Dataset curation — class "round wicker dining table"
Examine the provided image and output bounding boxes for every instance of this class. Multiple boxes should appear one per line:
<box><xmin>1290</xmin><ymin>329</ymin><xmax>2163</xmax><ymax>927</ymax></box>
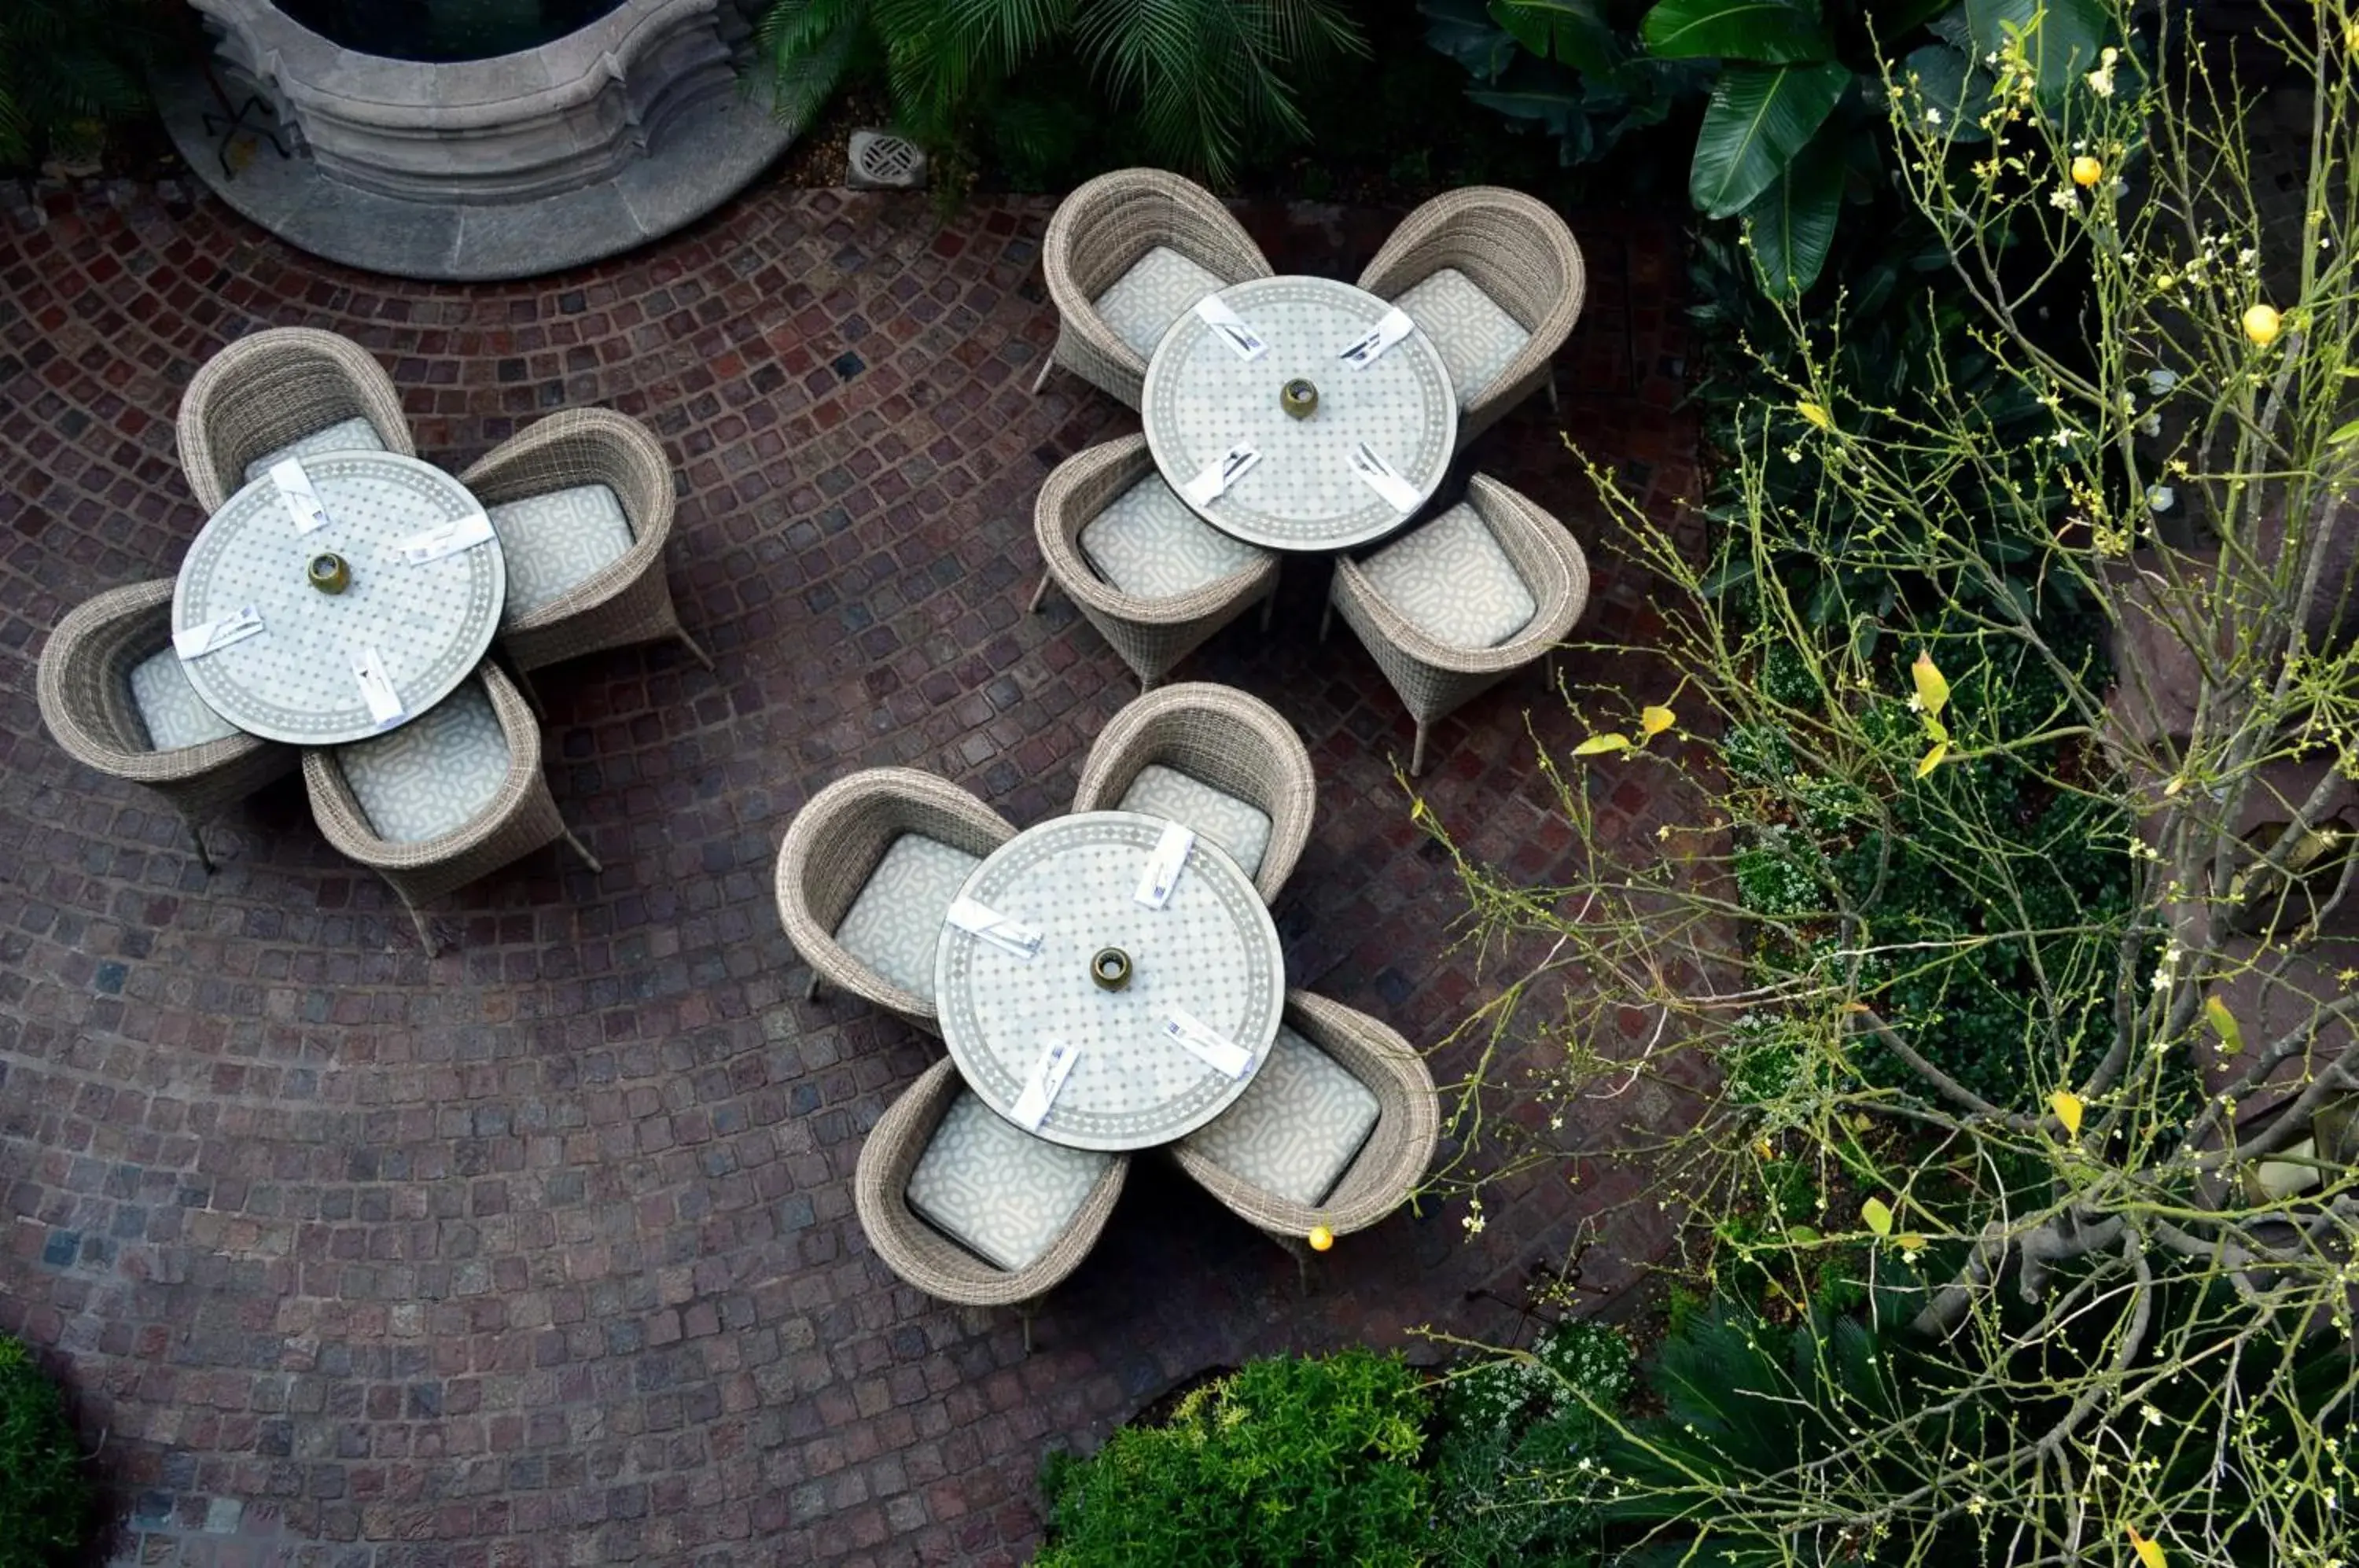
<box><xmin>933</xmin><ymin>810</ymin><xmax>1285</xmax><ymax>1152</ymax></box>
<box><xmin>1139</xmin><ymin>274</ymin><xmax>1457</xmax><ymax>552</ymax></box>
<box><xmin>173</xmin><ymin>450</ymin><xmax>505</xmax><ymax>745</ymax></box>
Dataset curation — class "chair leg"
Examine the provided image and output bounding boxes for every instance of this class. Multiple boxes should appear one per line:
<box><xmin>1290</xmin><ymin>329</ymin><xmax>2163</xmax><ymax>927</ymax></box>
<box><xmin>804</xmin><ymin>971</ymin><xmax>822</xmax><ymax>1003</ymax></box>
<box><xmin>676</xmin><ymin>628</ymin><xmax>716</xmax><ymax>672</ymax></box>
<box><xmin>1028</xmin><ymin>570</ymin><xmax>1053</xmax><ymax>614</ymax></box>
<box><xmin>410</xmin><ymin>904</ymin><xmax>440</xmax><ymax>955</ymax></box>
<box><xmin>187</xmin><ymin>819</ymin><xmax>215</xmax><ymax>873</ymax></box>
<box><xmin>510</xmin><ymin>662</ymin><xmax>549</xmax><ymax>722</ymax></box>
<box><xmin>1030</xmin><ymin>357</ymin><xmax>1054</xmax><ymax>395</ymax></box>
<box><xmin>1318</xmin><ymin>594</ymin><xmax>1334</xmax><ymax>644</ymax></box>
<box><xmin>1260</xmin><ymin>580</ymin><xmax>1278</xmax><ymax>634</ymax></box>
<box><xmin>1411</xmin><ymin>723</ymin><xmax>1429</xmax><ymax>777</ymax></box>
<box><xmin>1545</xmin><ymin>366</ymin><xmax>1559</xmax><ymax>413</ymax></box>
<box><xmin>561</xmin><ymin>828</ymin><xmax>602</xmax><ymax>874</ymax></box>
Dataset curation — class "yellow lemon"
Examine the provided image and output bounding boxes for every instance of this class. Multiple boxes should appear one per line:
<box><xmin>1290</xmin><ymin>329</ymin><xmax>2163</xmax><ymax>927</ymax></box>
<box><xmin>1307</xmin><ymin>1226</ymin><xmax>1334</xmax><ymax>1252</ymax></box>
<box><xmin>2070</xmin><ymin>156</ymin><xmax>2103</xmax><ymax>187</ymax></box>
<box><xmin>2243</xmin><ymin>304</ymin><xmax>2283</xmax><ymax>346</ymax></box>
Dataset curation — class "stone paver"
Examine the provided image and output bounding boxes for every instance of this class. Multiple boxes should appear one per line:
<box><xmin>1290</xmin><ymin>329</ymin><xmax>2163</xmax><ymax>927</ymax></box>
<box><xmin>0</xmin><ymin>175</ymin><xmax>1699</xmax><ymax>1566</ymax></box>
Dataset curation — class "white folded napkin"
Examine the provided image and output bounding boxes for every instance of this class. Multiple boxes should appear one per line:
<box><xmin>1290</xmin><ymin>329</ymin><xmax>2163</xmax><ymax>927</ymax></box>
<box><xmin>1008</xmin><ymin>1037</ymin><xmax>1081</xmax><ymax>1130</ymax></box>
<box><xmin>1194</xmin><ymin>295</ymin><xmax>1269</xmax><ymax>360</ymax></box>
<box><xmin>944</xmin><ymin>895</ymin><xmax>1043</xmax><ymax>960</ymax></box>
<box><xmin>351</xmin><ymin>646</ymin><xmax>404</xmax><ymax>728</ymax></box>
<box><xmin>1349</xmin><ymin>442</ymin><xmax>1424</xmax><ymax>512</ymax></box>
<box><xmin>1162</xmin><ymin>1008</ymin><xmax>1255</xmax><ymax>1080</ymax></box>
<box><xmin>1133</xmin><ymin>821</ymin><xmax>1195</xmax><ymax>909</ymax></box>
<box><xmin>1182</xmin><ymin>443</ymin><xmax>1260</xmax><ymax>507</ymax></box>
<box><xmin>270</xmin><ymin>458</ymin><xmax>333</xmax><ymax>536</ymax></box>
<box><xmin>173</xmin><ymin>605</ymin><xmax>266</xmax><ymax>661</ymax></box>
<box><xmin>390</xmin><ymin>511</ymin><xmax>496</xmax><ymax>565</ymax></box>
<box><xmin>1339</xmin><ymin>307</ymin><xmax>1417</xmax><ymax>369</ymax></box>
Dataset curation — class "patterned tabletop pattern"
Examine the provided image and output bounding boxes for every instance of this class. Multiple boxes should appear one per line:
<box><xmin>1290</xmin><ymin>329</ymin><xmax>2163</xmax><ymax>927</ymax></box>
<box><xmin>1140</xmin><ymin>276</ymin><xmax>1457</xmax><ymax>552</ymax></box>
<box><xmin>174</xmin><ymin>451</ymin><xmax>506</xmax><ymax>745</ymax></box>
<box><xmin>933</xmin><ymin>812</ymin><xmax>1285</xmax><ymax>1152</ymax></box>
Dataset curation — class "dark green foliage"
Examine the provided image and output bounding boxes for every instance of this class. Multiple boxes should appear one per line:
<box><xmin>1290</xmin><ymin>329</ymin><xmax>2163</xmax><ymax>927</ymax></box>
<box><xmin>0</xmin><ymin>1336</ymin><xmax>95</xmax><ymax>1568</ymax></box>
<box><xmin>0</xmin><ymin>0</ymin><xmax>167</xmax><ymax>169</ymax></box>
<box><xmin>1430</xmin><ymin>1320</ymin><xmax>1633</xmax><ymax>1566</ymax></box>
<box><xmin>1034</xmin><ymin>1349</ymin><xmax>1430</xmax><ymax>1568</ymax></box>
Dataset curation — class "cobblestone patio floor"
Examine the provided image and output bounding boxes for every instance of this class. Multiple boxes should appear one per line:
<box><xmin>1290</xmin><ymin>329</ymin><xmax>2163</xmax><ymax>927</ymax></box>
<box><xmin>0</xmin><ymin>175</ymin><xmax>1699</xmax><ymax>1566</ymax></box>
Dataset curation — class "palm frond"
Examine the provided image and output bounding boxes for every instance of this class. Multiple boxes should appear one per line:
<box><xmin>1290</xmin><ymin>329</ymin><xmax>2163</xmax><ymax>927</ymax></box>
<box><xmin>755</xmin><ymin>0</ymin><xmax>870</xmax><ymax>129</ymax></box>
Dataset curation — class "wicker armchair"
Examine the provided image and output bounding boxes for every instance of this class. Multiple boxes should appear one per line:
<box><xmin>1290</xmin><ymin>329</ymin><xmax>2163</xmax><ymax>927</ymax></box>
<box><xmin>35</xmin><ymin>580</ymin><xmax>296</xmax><ymax>870</ymax></box>
<box><xmin>1029</xmin><ymin>436</ymin><xmax>1279</xmax><ymax>691</ymax></box>
<box><xmin>1070</xmin><ymin>682</ymin><xmax>1315</xmax><ymax>904</ymax></box>
<box><xmin>1356</xmin><ymin>187</ymin><xmax>1587</xmax><ymax>451</ymax></box>
<box><xmin>176</xmin><ymin>327</ymin><xmax>414</xmax><ymax>513</ymax></box>
<box><xmin>856</xmin><ymin>1058</ymin><xmax>1128</xmax><ymax>1349</ymax></box>
<box><xmin>1033</xmin><ymin>167</ymin><xmax>1275</xmax><ymax>407</ymax></box>
<box><xmin>458</xmin><ymin>407</ymin><xmax>712</xmax><ymax>690</ymax></box>
<box><xmin>1172</xmin><ymin>990</ymin><xmax>1440</xmax><ymax>1288</ymax></box>
<box><xmin>1325</xmin><ymin>474</ymin><xmax>1588</xmax><ymax>775</ymax></box>
<box><xmin>773</xmin><ymin>767</ymin><xmax>1018</xmax><ymax>1034</ymax></box>
<box><xmin>302</xmin><ymin>661</ymin><xmax>598</xmax><ymax>953</ymax></box>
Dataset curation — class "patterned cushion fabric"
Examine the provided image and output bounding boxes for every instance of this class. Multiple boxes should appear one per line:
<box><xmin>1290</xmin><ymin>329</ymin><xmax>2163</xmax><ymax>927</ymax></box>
<box><xmin>831</xmin><ymin>833</ymin><xmax>982</xmax><ymax>1002</ymax></box>
<box><xmin>906</xmin><ymin>1091</ymin><xmax>1116</xmax><ymax>1272</ymax></box>
<box><xmin>1393</xmin><ymin>268</ymin><xmax>1532</xmax><ymax>408</ymax></box>
<box><xmin>486</xmin><ymin>483</ymin><xmax>637</xmax><ymax>624</ymax></box>
<box><xmin>1181</xmin><ymin>1026</ymin><xmax>1380</xmax><ymax>1207</ymax></box>
<box><xmin>1092</xmin><ymin>245</ymin><xmax>1227</xmax><ymax>361</ymax></box>
<box><xmin>1080</xmin><ymin>473</ymin><xmax>1268</xmax><ymax>600</ymax></box>
<box><xmin>1117</xmin><ymin>764</ymin><xmax>1272</xmax><ymax>879</ymax></box>
<box><xmin>336</xmin><ymin>679</ymin><xmax>512</xmax><ymax>844</ymax></box>
<box><xmin>1359</xmin><ymin>502</ymin><xmax>1537</xmax><ymax>650</ymax></box>
<box><xmin>241</xmin><ymin>418</ymin><xmax>387</xmax><ymax>484</ymax></box>
<box><xmin>127</xmin><ymin>648</ymin><xmax>239</xmax><ymax>752</ymax></box>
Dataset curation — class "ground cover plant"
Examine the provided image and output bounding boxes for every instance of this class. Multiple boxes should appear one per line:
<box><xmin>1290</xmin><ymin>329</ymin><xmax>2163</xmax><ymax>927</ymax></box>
<box><xmin>0</xmin><ymin>1334</ymin><xmax>96</xmax><ymax>1568</ymax></box>
<box><xmin>1419</xmin><ymin>0</ymin><xmax>2359</xmax><ymax>1560</ymax></box>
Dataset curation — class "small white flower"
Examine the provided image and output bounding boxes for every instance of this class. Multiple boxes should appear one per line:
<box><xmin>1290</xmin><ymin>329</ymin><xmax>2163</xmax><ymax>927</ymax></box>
<box><xmin>2054</xmin><ymin>429</ymin><xmax>2077</xmax><ymax>447</ymax></box>
<box><xmin>2049</xmin><ymin>185</ymin><xmax>2080</xmax><ymax>211</ymax></box>
<box><xmin>2148</xmin><ymin>484</ymin><xmax>2176</xmax><ymax>513</ymax></box>
<box><xmin>2140</xmin><ymin>1403</ymin><xmax>2166</xmax><ymax>1426</ymax></box>
<box><xmin>2239</xmin><ymin>247</ymin><xmax>2258</xmax><ymax>265</ymax></box>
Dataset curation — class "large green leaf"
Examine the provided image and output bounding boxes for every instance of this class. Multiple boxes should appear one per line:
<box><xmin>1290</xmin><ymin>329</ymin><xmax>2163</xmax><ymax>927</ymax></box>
<box><xmin>1688</xmin><ymin>59</ymin><xmax>1849</xmax><ymax>217</ymax></box>
<box><xmin>1898</xmin><ymin>40</ymin><xmax>1992</xmax><ymax>142</ymax></box>
<box><xmin>1641</xmin><ymin>0</ymin><xmax>1832</xmax><ymax>62</ymax></box>
<box><xmin>1743</xmin><ymin>129</ymin><xmax>1844</xmax><ymax>296</ymax></box>
<box><xmin>1421</xmin><ymin>0</ymin><xmax>1522</xmax><ymax>79</ymax></box>
<box><xmin>1490</xmin><ymin>0</ymin><xmax>1624</xmax><ymax>76</ymax></box>
<box><xmin>1961</xmin><ymin>0</ymin><xmax>2108</xmax><ymax>98</ymax></box>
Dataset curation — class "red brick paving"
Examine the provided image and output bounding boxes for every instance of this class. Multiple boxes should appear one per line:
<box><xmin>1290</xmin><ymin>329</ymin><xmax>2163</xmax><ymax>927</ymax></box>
<box><xmin>0</xmin><ymin>174</ymin><xmax>1700</xmax><ymax>1566</ymax></box>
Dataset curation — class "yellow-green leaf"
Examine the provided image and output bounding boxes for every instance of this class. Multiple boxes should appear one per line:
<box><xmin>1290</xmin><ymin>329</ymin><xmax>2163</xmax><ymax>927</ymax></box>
<box><xmin>2128</xmin><ymin>1526</ymin><xmax>2166</xmax><ymax>1568</ymax></box>
<box><xmin>1798</xmin><ymin>399</ymin><xmax>1835</xmax><ymax>431</ymax></box>
<box><xmin>1787</xmin><ymin>1224</ymin><xmax>1822</xmax><ymax>1244</ymax></box>
<box><xmin>1912</xmin><ymin>651</ymin><xmax>1950</xmax><ymax>716</ymax></box>
<box><xmin>2051</xmin><ymin>1089</ymin><xmax>2085</xmax><ymax>1137</ymax></box>
<box><xmin>1573</xmin><ymin>734</ymin><xmax>1633</xmax><ymax>756</ymax></box>
<box><xmin>1896</xmin><ymin>1232</ymin><xmax>1927</xmax><ymax>1254</ymax></box>
<box><xmin>1861</xmin><ymin>1197</ymin><xmax>1894</xmax><ymax>1236</ymax></box>
<box><xmin>2330</xmin><ymin>415</ymin><xmax>2359</xmax><ymax>446</ymax></box>
<box><xmin>2203</xmin><ymin>995</ymin><xmax>2244</xmax><ymax>1056</ymax></box>
<box><xmin>1916</xmin><ymin>742</ymin><xmax>1949</xmax><ymax>778</ymax></box>
<box><xmin>1641</xmin><ymin>705</ymin><xmax>1676</xmax><ymax>736</ymax></box>
<box><xmin>1922</xmin><ymin>712</ymin><xmax>1949</xmax><ymax>744</ymax></box>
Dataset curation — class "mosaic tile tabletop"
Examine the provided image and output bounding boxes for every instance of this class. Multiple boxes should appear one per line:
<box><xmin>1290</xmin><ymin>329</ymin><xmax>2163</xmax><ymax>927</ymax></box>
<box><xmin>173</xmin><ymin>451</ymin><xmax>506</xmax><ymax>745</ymax></box>
<box><xmin>934</xmin><ymin>811</ymin><xmax>1285</xmax><ymax>1151</ymax></box>
<box><xmin>1141</xmin><ymin>276</ymin><xmax>1456</xmax><ymax>552</ymax></box>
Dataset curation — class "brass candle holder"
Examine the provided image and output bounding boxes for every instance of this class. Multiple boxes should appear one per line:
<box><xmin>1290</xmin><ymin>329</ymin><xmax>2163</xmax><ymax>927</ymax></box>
<box><xmin>307</xmin><ymin>551</ymin><xmax>351</xmax><ymax>594</ymax></box>
<box><xmin>1089</xmin><ymin>947</ymin><xmax>1132</xmax><ymax>992</ymax></box>
<box><xmin>1280</xmin><ymin>378</ymin><xmax>1319</xmax><ymax>419</ymax></box>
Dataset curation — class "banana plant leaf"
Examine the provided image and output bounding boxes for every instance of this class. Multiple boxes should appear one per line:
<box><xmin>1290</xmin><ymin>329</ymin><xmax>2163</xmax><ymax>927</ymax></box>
<box><xmin>1419</xmin><ymin>0</ymin><xmax>1522</xmax><ymax>80</ymax></box>
<box><xmin>1489</xmin><ymin>0</ymin><xmax>1626</xmax><ymax>77</ymax></box>
<box><xmin>1898</xmin><ymin>40</ymin><xmax>1993</xmax><ymax>142</ymax></box>
<box><xmin>1640</xmin><ymin>0</ymin><xmax>1833</xmax><ymax>63</ymax></box>
<box><xmin>1742</xmin><ymin>127</ymin><xmax>1844</xmax><ymax>297</ymax></box>
<box><xmin>1961</xmin><ymin>0</ymin><xmax>2109</xmax><ymax>101</ymax></box>
<box><xmin>1689</xmin><ymin>58</ymin><xmax>1849</xmax><ymax>218</ymax></box>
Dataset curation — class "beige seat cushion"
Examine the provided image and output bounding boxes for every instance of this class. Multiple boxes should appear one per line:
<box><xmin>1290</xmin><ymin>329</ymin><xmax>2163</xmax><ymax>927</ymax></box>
<box><xmin>1180</xmin><ymin>1026</ymin><xmax>1380</xmax><ymax>1207</ymax></box>
<box><xmin>1092</xmin><ymin>245</ymin><xmax>1227</xmax><ymax>361</ymax></box>
<box><xmin>831</xmin><ymin>833</ymin><xmax>983</xmax><ymax>1002</ymax></box>
<box><xmin>486</xmin><ymin>483</ymin><xmax>637</xmax><ymax>623</ymax></box>
<box><xmin>1117</xmin><ymin>764</ymin><xmax>1272</xmax><ymax>879</ymax></box>
<box><xmin>1080</xmin><ymin>473</ymin><xmax>1268</xmax><ymax>601</ymax></box>
<box><xmin>1358</xmin><ymin>502</ymin><xmax>1538</xmax><ymax>650</ymax></box>
<box><xmin>128</xmin><ymin>648</ymin><xmax>239</xmax><ymax>752</ymax></box>
<box><xmin>1393</xmin><ymin>268</ymin><xmax>1532</xmax><ymax>407</ymax></box>
<box><xmin>906</xmin><ymin>1091</ymin><xmax>1117</xmax><ymax>1272</ymax></box>
<box><xmin>337</xmin><ymin>681</ymin><xmax>511</xmax><ymax>844</ymax></box>
<box><xmin>241</xmin><ymin>417</ymin><xmax>387</xmax><ymax>484</ymax></box>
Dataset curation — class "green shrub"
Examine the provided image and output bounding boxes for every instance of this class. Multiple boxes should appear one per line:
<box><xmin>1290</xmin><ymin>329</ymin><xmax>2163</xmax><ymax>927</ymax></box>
<box><xmin>0</xmin><ymin>0</ymin><xmax>167</xmax><ymax>168</ymax></box>
<box><xmin>1430</xmin><ymin>1320</ymin><xmax>1632</xmax><ymax>1566</ymax></box>
<box><xmin>1036</xmin><ymin>1349</ymin><xmax>1429</xmax><ymax>1567</ymax></box>
<box><xmin>0</xmin><ymin>1336</ymin><xmax>95</xmax><ymax>1568</ymax></box>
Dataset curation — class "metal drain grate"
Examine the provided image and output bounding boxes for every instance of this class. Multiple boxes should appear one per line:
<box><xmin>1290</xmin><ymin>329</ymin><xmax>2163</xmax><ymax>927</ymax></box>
<box><xmin>847</xmin><ymin>130</ymin><xmax>928</xmax><ymax>190</ymax></box>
